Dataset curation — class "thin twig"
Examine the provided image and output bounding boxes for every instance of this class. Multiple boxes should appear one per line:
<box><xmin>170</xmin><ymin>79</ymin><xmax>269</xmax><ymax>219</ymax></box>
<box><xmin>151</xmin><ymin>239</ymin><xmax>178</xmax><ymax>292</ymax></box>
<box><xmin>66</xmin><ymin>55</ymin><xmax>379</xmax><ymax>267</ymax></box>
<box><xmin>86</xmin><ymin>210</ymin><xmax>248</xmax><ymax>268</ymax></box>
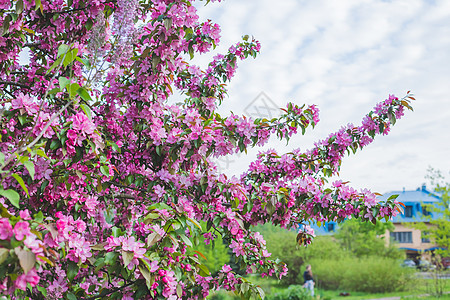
<box><xmin>0</xmin><ymin>98</ymin><xmax>74</xmax><ymax>174</ymax></box>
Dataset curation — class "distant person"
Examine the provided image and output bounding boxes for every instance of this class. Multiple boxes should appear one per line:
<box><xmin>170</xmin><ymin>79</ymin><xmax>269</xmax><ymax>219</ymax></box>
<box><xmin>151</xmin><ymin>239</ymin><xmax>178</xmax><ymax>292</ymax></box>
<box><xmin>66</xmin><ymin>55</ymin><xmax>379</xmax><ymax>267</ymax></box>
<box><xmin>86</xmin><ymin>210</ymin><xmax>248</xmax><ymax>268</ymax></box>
<box><xmin>303</xmin><ymin>264</ymin><xmax>315</xmax><ymax>296</ymax></box>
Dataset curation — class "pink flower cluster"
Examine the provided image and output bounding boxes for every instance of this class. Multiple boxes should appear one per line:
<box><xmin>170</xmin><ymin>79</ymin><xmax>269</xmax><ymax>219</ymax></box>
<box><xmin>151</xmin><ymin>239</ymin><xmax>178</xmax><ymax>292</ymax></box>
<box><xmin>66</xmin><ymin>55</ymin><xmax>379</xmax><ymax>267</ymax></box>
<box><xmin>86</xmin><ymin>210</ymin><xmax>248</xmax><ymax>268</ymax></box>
<box><xmin>0</xmin><ymin>0</ymin><xmax>413</xmax><ymax>298</ymax></box>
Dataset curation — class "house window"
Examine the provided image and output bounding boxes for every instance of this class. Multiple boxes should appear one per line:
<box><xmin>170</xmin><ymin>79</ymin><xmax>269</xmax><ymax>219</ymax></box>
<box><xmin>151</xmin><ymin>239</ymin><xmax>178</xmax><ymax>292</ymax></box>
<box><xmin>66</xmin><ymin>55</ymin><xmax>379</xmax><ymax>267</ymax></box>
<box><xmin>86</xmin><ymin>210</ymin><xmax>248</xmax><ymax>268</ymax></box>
<box><xmin>421</xmin><ymin>231</ymin><xmax>430</xmax><ymax>243</ymax></box>
<box><xmin>390</xmin><ymin>231</ymin><xmax>413</xmax><ymax>243</ymax></box>
<box><xmin>404</xmin><ymin>206</ymin><xmax>413</xmax><ymax>218</ymax></box>
<box><xmin>327</xmin><ymin>223</ymin><xmax>335</xmax><ymax>232</ymax></box>
<box><xmin>422</xmin><ymin>206</ymin><xmax>431</xmax><ymax>216</ymax></box>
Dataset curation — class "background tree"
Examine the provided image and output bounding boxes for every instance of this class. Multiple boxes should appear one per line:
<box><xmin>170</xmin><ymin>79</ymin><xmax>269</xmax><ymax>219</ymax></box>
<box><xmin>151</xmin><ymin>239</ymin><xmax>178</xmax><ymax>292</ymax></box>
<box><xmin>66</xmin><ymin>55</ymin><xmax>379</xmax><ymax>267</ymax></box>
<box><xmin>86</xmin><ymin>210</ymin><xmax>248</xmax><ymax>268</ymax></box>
<box><xmin>0</xmin><ymin>0</ymin><xmax>413</xmax><ymax>298</ymax></box>
<box><xmin>334</xmin><ymin>218</ymin><xmax>401</xmax><ymax>259</ymax></box>
<box><xmin>192</xmin><ymin>224</ymin><xmax>230</xmax><ymax>275</ymax></box>
<box><xmin>410</xmin><ymin>168</ymin><xmax>450</xmax><ymax>296</ymax></box>
<box><xmin>421</xmin><ymin>168</ymin><xmax>450</xmax><ymax>259</ymax></box>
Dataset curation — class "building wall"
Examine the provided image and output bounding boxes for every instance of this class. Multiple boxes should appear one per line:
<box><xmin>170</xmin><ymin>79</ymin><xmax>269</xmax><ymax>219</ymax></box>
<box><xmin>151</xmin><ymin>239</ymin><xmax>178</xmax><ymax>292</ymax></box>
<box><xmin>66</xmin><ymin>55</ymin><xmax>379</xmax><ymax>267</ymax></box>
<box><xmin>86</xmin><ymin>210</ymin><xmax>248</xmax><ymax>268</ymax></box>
<box><xmin>384</xmin><ymin>223</ymin><xmax>436</xmax><ymax>259</ymax></box>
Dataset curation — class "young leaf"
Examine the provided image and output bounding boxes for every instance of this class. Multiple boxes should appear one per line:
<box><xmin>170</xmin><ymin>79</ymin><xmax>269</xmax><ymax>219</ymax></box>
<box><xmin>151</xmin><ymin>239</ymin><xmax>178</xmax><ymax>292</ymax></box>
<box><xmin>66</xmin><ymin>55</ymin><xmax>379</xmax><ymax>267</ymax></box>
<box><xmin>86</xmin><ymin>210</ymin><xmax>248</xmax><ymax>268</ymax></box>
<box><xmin>100</xmin><ymin>165</ymin><xmax>110</xmax><ymax>177</ymax></box>
<box><xmin>23</xmin><ymin>161</ymin><xmax>35</xmax><ymax>180</ymax></box>
<box><xmin>58</xmin><ymin>77</ymin><xmax>71</xmax><ymax>90</ymax></box>
<box><xmin>0</xmin><ymin>248</ymin><xmax>9</xmax><ymax>265</ymax></box>
<box><xmin>77</xmin><ymin>88</ymin><xmax>92</xmax><ymax>102</ymax></box>
<box><xmin>68</xmin><ymin>83</ymin><xmax>81</xmax><ymax>99</ymax></box>
<box><xmin>12</xmin><ymin>173</ymin><xmax>29</xmax><ymax>196</ymax></box>
<box><xmin>57</xmin><ymin>44</ymin><xmax>69</xmax><ymax>58</ymax></box>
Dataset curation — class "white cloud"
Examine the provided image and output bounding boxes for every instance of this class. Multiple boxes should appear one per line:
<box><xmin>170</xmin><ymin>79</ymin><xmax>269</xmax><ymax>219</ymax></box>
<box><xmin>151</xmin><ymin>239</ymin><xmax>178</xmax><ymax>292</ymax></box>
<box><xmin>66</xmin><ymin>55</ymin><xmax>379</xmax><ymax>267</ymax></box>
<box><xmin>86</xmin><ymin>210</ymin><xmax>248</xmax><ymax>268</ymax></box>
<box><xmin>192</xmin><ymin>0</ymin><xmax>450</xmax><ymax>193</ymax></box>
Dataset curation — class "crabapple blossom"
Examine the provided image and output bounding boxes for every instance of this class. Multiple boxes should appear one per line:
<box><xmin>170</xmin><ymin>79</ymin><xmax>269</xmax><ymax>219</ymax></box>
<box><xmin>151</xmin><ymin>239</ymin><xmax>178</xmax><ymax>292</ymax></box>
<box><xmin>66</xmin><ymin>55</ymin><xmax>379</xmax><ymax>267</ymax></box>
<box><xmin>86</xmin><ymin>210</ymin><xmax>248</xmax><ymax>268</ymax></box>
<box><xmin>0</xmin><ymin>0</ymin><xmax>413</xmax><ymax>298</ymax></box>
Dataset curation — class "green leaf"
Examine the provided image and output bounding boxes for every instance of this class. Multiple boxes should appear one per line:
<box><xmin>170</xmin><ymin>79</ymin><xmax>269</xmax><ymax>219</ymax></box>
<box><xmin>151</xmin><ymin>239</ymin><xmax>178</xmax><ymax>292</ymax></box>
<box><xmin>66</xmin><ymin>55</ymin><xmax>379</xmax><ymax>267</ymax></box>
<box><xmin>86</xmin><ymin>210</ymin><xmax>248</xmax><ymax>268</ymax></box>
<box><xmin>67</xmin><ymin>261</ymin><xmax>79</xmax><ymax>282</ymax></box>
<box><xmin>197</xmin><ymin>263</ymin><xmax>210</xmax><ymax>276</ymax></box>
<box><xmin>37</xmin><ymin>285</ymin><xmax>47</xmax><ymax>297</ymax></box>
<box><xmin>68</xmin><ymin>83</ymin><xmax>81</xmax><ymax>99</ymax></box>
<box><xmin>138</xmin><ymin>263</ymin><xmax>153</xmax><ymax>289</ymax></box>
<box><xmin>147</xmin><ymin>202</ymin><xmax>172</xmax><ymax>211</ymax></box>
<box><xmin>23</xmin><ymin>161</ymin><xmax>35</xmax><ymax>180</ymax></box>
<box><xmin>180</xmin><ymin>234</ymin><xmax>192</xmax><ymax>247</ymax></box>
<box><xmin>18</xmin><ymin>115</ymin><xmax>27</xmax><ymax>125</ymax></box>
<box><xmin>63</xmin><ymin>48</ymin><xmax>79</xmax><ymax>67</ymax></box>
<box><xmin>387</xmin><ymin>194</ymin><xmax>399</xmax><ymax>201</ymax></box>
<box><xmin>1</xmin><ymin>15</ymin><xmax>10</xmax><ymax>36</ymax></box>
<box><xmin>34</xmin><ymin>0</ymin><xmax>43</xmax><ymax>13</ymax></box>
<box><xmin>57</xmin><ymin>44</ymin><xmax>69</xmax><ymax>58</ymax></box>
<box><xmin>0</xmin><ymin>152</ymin><xmax>4</xmax><ymax>165</ymax></box>
<box><xmin>80</xmin><ymin>103</ymin><xmax>92</xmax><ymax>121</ymax></box>
<box><xmin>77</xmin><ymin>88</ymin><xmax>92</xmax><ymax>103</ymax></box>
<box><xmin>0</xmin><ymin>248</ymin><xmax>9</xmax><ymax>265</ymax></box>
<box><xmin>256</xmin><ymin>286</ymin><xmax>265</xmax><ymax>299</ymax></box>
<box><xmin>146</xmin><ymin>232</ymin><xmax>161</xmax><ymax>247</ymax></box>
<box><xmin>187</xmin><ymin>217</ymin><xmax>202</xmax><ymax>231</ymax></box>
<box><xmin>111</xmin><ymin>227</ymin><xmax>122</xmax><ymax>237</ymax></box>
<box><xmin>58</xmin><ymin>77</ymin><xmax>71</xmax><ymax>90</ymax></box>
<box><xmin>105</xmin><ymin>252</ymin><xmax>118</xmax><ymax>265</ymax></box>
<box><xmin>12</xmin><ymin>173</ymin><xmax>29</xmax><ymax>196</ymax></box>
<box><xmin>36</xmin><ymin>149</ymin><xmax>49</xmax><ymax>159</ymax></box>
<box><xmin>16</xmin><ymin>0</ymin><xmax>24</xmax><ymax>14</ymax></box>
<box><xmin>100</xmin><ymin>165</ymin><xmax>110</xmax><ymax>177</ymax></box>
<box><xmin>75</xmin><ymin>57</ymin><xmax>91</xmax><ymax>69</ymax></box>
<box><xmin>122</xmin><ymin>251</ymin><xmax>134</xmax><ymax>269</ymax></box>
<box><xmin>47</xmin><ymin>87</ymin><xmax>61</xmax><ymax>94</ymax></box>
<box><xmin>66</xmin><ymin>292</ymin><xmax>77</xmax><ymax>300</ymax></box>
<box><xmin>46</xmin><ymin>56</ymin><xmax>63</xmax><ymax>74</ymax></box>
<box><xmin>189</xmin><ymin>46</ymin><xmax>194</xmax><ymax>60</ymax></box>
<box><xmin>34</xmin><ymin>211</ymin><xmax>44</xmax><ymax>223</ymax></box>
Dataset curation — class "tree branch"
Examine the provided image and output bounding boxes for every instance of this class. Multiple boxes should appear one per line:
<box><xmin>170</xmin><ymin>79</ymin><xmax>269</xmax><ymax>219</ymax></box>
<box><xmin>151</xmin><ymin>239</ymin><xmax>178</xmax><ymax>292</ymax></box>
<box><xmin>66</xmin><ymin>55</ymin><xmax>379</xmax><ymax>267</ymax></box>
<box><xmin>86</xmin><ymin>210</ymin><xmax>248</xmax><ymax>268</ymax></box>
<box><xmin>0</xmin><ymin>81</ymin><xmax>31</xmax><ymax>89</ymax></box>
<box><xmin>83</xmin><ymin>281</ymin><xmax>135</xmax><ymax>300</ymax></box>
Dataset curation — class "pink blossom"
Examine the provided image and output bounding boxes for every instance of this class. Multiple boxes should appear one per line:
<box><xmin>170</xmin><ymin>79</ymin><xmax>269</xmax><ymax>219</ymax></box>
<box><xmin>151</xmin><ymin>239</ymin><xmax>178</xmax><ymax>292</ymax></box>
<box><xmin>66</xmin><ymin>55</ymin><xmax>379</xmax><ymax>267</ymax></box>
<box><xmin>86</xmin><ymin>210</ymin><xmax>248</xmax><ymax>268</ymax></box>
<box><xmin>0</xmin><ymin>218</ymin><xmax>13</xmax><ymax>240</ymax></box>
<box><xmin>67</xmin><ymin>235</ymin><xmax>92</xmax><ymax>263</ymax></box>
<box><xmin>15</xmin><ymin>268</ymin><xmax>40</xmax><ymax>290</ymax></box>
<box><xmin>24</xmin><ymin>235</ymin><xmax>44</xmax><ymax>257</ymax></box>
<box><xmin>19</xmin><ymin>210</ymin><xmax>31</xmax><ymax>220</ymax></box>
<box><xmin>149</xmin><ymin>260</ymin><xmax>159</xmax><ymax>272</ymax></box>
<box><xmin>72</xmin><ymin>112</ymin><xmax>96</xmax><ymax>135</ymax></box>
<box><xmin>222</xmin><ymin>264</ymin><xmax>232</xmax><ymax>273</ymax></box>
<box><xmin>13</xmin><ymin>221</ymin><xmax>30</xmax><ymax>241</ymax></box>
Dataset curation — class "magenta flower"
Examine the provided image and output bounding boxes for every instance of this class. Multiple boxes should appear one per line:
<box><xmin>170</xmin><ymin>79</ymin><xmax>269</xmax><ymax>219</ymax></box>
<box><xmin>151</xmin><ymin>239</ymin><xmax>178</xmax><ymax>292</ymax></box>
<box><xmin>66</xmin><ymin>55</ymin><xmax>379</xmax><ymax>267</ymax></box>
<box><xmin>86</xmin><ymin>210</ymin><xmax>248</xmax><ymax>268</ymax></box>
<box><xmin>0</xmin><ymin>218</ymin><xmax>12</xmax><ymax>240</ymax></box>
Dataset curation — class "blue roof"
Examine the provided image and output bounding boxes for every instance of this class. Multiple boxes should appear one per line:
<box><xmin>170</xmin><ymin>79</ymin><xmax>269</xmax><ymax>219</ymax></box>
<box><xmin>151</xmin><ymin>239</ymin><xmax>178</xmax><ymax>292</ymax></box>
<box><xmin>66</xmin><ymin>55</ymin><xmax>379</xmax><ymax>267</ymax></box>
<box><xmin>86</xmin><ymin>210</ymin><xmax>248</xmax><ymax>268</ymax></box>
<box><xmin>378</xmin><ymin>185</ymin><xmax>440</xmax><ymax>203</ymax></box>
<box><xmin>377</xmin><ymin>185</ymin><xmax>443</xmax><ymax>223</ymax></box>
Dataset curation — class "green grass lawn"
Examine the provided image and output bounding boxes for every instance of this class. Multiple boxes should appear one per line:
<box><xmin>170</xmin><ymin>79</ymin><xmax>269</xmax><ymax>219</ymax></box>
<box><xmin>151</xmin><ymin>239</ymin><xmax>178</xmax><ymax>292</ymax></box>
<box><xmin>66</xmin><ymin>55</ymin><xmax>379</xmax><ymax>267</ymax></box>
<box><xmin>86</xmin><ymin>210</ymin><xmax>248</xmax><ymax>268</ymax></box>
<box><xmin>208</xmin><ymin>275</ymin><xmax>450</xmax><ymax>300</ymax></box>
<box><xmin>316</xmin><ymin>287</ymin><xmax>450</xmax><ymax>300</ymax></box>
<box><xmin>286</xmin><ymin>278</ymin><xmax>450</xmax><ymax>300</ymax></box>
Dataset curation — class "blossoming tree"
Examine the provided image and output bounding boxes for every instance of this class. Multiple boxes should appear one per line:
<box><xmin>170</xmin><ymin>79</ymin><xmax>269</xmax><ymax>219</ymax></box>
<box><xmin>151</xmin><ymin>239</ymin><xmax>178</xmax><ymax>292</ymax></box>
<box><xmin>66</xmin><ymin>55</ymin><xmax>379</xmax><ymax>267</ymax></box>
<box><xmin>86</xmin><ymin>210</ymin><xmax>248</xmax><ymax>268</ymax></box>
<box><xmin>0</xmin><ymin>0</ymin><xmax>414</xmax><ymax>298</ymax></box>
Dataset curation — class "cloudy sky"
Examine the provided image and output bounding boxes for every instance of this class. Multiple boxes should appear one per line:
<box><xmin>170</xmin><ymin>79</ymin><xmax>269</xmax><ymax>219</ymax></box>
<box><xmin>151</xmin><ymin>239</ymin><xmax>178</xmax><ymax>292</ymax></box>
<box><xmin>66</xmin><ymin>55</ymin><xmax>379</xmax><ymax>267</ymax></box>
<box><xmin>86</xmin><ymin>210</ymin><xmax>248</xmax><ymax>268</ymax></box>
<box><xmin>190</xmin><ymin>0</ymin><xmax>450</xmax><ymax>194</ymax></box>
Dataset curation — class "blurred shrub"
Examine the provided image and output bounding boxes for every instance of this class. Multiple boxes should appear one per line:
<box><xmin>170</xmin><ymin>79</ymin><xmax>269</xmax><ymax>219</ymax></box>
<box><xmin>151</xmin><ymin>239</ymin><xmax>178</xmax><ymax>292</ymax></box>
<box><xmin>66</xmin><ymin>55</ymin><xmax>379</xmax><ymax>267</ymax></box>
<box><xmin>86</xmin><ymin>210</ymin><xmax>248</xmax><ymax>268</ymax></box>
<box><xmin>311</xmin><ymin>256</ymin><xmax>416</xmax><ymax>293</ymax></box>
<box><xmin>267</xmin><ymin>285</ymin><xmax>313</xmax><ymax>300</ymax></box>
<box><xmin>208</xmin><ymin>289</ymin><xmax>239</xmax><ymax>300</ymax></box>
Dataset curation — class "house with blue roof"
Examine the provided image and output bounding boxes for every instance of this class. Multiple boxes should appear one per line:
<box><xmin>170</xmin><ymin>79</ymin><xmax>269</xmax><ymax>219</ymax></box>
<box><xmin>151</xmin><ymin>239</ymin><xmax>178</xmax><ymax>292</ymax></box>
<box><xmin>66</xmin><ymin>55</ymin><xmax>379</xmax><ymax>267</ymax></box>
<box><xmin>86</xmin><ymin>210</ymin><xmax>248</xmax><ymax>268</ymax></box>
<box><xmin>378</xmin><ymin>184</ymin><xmax>444</xmax><ymax>259</ymax></box>
<box><xmin>309</xmin><ymin>185</ymin><xmax>445</xmax><ymax>259</ymax></box>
